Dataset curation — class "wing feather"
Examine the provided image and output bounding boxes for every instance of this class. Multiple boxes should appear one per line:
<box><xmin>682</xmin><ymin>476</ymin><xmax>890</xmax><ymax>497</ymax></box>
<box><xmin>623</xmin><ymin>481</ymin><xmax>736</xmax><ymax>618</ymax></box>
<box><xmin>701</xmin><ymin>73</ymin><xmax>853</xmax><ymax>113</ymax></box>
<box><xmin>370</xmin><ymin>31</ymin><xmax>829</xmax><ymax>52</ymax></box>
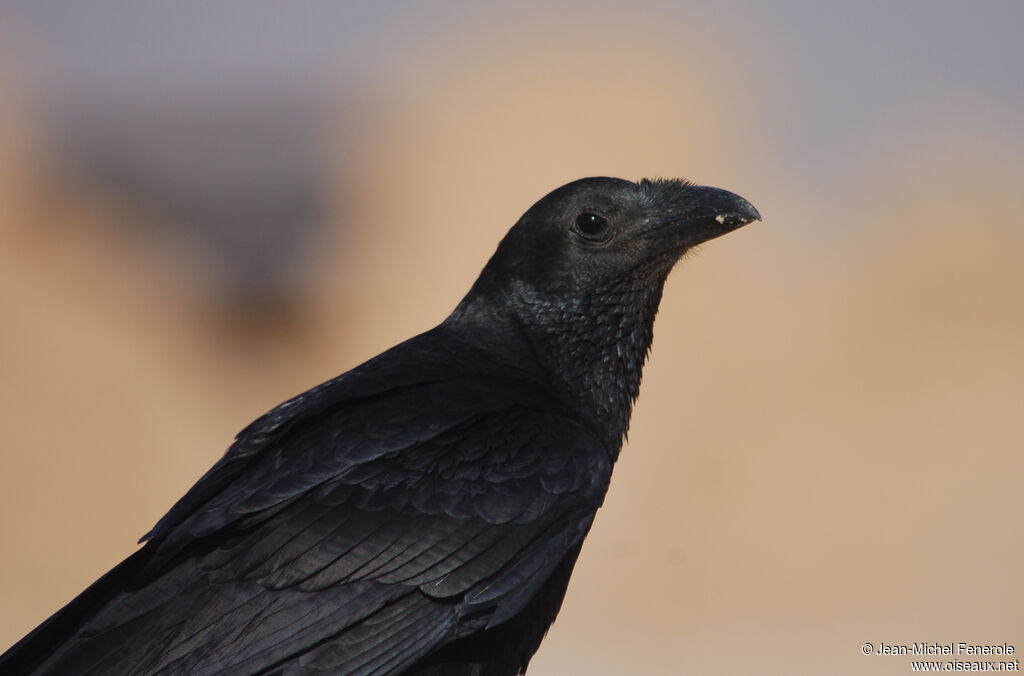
<box><xmin>15</xmin><ymin>334</ymin><xmax>614</xmax><ymax>675</ymax></box>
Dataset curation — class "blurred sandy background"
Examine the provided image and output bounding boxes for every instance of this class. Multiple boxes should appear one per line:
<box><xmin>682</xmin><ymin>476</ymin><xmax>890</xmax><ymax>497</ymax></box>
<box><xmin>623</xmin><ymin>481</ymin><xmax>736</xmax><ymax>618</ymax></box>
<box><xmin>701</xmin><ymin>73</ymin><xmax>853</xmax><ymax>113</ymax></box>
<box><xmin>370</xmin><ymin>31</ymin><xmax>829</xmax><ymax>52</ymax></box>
<box><xmin>1</xmin><ymin>2</ymin><xmax>1022</xmax><ymax>674</ymax></box>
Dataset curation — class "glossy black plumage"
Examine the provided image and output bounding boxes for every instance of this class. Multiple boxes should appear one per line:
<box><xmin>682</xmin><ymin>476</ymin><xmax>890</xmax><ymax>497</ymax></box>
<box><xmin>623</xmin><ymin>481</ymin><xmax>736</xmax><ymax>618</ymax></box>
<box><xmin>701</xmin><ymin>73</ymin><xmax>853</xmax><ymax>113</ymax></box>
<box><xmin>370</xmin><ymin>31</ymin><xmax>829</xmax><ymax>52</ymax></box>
<box><xmin>0</xmin><ymin>177</ymin><xmax>759</xmax><ymax>675</ymax></box>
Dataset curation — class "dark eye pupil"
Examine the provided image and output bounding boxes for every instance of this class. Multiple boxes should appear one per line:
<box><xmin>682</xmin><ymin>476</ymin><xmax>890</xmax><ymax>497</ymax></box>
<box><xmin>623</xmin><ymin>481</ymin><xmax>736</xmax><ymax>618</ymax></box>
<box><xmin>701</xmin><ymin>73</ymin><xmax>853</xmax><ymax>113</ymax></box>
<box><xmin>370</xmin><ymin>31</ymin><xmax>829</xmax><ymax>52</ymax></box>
<box><xmin>575</xmin><ymin>212</ymin><xmax>608</xmax><ymax>237</ymax></box>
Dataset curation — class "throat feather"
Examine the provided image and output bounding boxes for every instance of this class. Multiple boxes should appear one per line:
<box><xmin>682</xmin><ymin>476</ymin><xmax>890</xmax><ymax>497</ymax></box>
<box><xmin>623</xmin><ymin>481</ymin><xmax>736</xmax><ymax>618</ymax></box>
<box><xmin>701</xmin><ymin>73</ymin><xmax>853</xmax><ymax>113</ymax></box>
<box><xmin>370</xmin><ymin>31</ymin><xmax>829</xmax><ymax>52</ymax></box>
<box><xmin>517</xmin><ymin>282</ymin><xmax>664</xmax><ymax>450</ymax></box>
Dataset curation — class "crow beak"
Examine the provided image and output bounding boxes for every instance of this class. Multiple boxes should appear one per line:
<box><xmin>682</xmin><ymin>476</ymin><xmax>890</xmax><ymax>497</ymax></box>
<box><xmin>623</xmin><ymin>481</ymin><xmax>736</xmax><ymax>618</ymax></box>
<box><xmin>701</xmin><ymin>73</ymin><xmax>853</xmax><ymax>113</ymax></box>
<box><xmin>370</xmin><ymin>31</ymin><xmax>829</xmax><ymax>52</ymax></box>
<box><xmin>696</xmin><ymin>186</ymin><xmax>761</xmax><ymax>227</ymax></box>
<box><xmin>678</xmin><ymin>186</ymin><xmax>761</xmax><ymax>247</ymax></box>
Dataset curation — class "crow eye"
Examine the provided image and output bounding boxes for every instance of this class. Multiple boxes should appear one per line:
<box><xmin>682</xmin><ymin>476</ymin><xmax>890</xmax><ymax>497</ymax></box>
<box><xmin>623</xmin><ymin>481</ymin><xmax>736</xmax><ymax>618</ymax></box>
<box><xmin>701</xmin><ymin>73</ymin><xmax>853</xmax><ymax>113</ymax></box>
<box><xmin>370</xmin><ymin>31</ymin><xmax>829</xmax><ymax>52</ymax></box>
<box><xmin>573</xmin><ymin>212</ymin><xmax>611</xmax><ymax>241</ymax></box>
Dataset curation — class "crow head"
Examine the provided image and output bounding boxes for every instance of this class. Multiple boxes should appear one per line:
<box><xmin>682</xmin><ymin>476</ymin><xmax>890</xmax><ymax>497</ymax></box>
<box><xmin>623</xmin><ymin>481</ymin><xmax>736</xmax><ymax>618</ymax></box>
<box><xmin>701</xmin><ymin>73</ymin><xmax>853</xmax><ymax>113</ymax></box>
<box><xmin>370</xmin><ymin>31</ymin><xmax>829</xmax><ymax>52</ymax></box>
<box><xmin>485</xmin><ymin>177</ymin><xmax>760</xmax><ymax>295</ymax></box>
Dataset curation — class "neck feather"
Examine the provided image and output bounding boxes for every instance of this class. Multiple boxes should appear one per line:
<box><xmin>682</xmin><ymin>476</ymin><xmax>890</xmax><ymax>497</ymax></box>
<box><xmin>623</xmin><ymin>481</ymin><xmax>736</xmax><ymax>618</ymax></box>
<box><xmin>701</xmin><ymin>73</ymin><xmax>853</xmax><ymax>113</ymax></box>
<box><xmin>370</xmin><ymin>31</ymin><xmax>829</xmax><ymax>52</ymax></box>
<box><xmin>509</xmin><ymin>278</ymin><xmax>665</xmax><ymax>453</ymax></box>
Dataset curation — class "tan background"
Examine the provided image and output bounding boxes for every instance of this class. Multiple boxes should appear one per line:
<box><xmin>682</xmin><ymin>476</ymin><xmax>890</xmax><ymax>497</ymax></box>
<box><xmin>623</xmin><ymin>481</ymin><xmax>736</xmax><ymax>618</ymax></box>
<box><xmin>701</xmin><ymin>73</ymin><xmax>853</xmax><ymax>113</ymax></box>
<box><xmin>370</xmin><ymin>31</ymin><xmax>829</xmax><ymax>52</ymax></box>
<box><xmin>1</xmin><ymin>3</ymin><xmax>1021</xmax><ymax>674</ymax></box>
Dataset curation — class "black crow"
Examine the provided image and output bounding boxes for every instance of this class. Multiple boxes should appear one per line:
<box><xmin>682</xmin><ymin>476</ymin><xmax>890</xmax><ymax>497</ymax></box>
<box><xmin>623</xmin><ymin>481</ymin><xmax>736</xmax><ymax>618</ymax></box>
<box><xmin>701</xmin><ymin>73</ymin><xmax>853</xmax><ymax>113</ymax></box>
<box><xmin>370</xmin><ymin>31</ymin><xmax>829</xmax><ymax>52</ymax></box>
<box><xmin>0</xmin><ymin>177</ymin><xmax>760</xmax><ymax>675</ymax></box>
